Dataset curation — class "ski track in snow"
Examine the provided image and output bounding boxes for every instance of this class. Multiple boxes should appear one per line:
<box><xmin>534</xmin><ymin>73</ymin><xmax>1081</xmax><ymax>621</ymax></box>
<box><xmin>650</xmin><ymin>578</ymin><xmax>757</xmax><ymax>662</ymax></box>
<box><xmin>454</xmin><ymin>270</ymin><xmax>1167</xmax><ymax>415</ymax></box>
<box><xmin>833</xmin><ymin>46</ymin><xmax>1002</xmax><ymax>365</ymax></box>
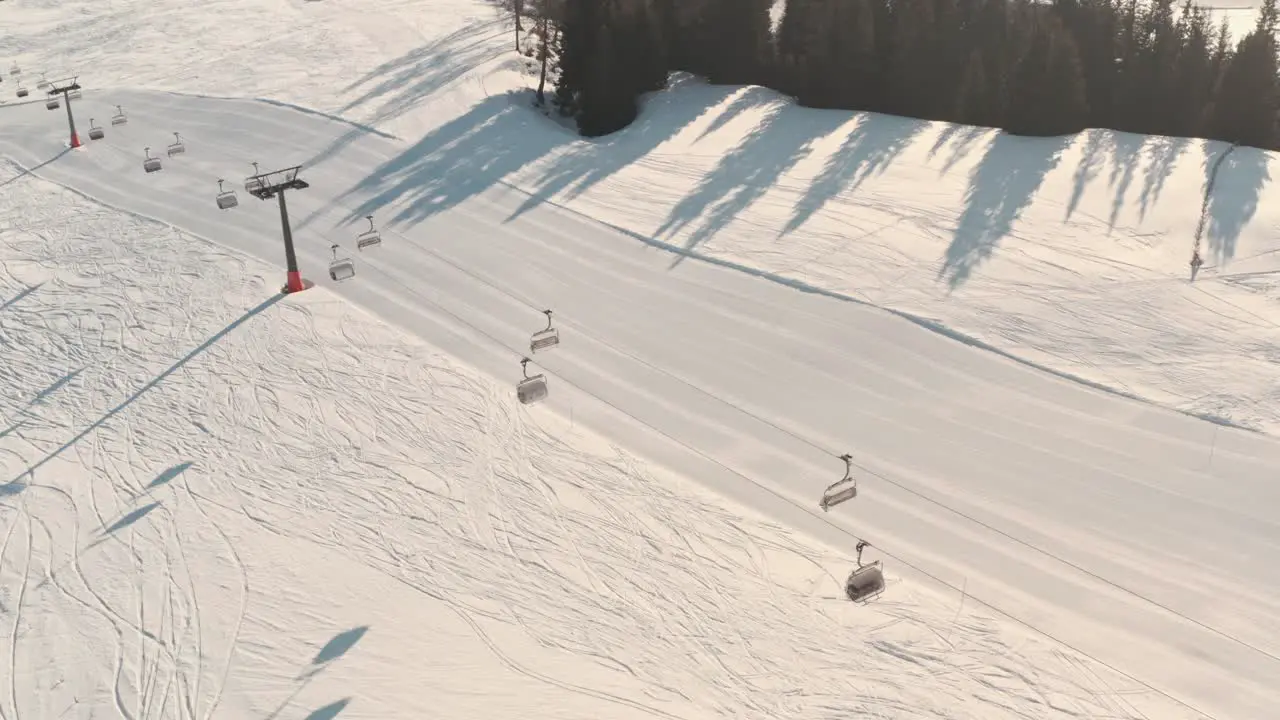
<box><xmin>0</xmin><ymin>162</ymin><xmax>1204</xmax><ymax>720</ymax></box>
<box><xmin>2</xmin><ymin>1</ymin><xmax>1279</xmax><ymax>718</ymax></box>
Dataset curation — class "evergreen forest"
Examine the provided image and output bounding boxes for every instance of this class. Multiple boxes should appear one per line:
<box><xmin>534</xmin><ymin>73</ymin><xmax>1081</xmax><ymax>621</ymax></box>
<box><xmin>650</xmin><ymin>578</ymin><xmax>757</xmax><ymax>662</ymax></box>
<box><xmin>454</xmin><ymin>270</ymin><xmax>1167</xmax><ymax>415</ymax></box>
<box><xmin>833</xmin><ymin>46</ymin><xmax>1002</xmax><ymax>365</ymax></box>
<box><xmin>505</xmin><ymin>0</ymin><xmax>1280</xmax><ymax>149</ymax></box>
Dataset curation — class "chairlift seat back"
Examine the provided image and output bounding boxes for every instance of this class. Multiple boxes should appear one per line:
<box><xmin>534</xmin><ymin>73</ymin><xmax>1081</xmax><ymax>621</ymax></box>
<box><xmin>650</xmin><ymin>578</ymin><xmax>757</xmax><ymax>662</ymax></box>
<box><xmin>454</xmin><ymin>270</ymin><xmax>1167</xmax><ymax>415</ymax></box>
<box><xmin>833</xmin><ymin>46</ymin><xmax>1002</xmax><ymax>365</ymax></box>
<box><xmin>530</xmin><ymin>328</ymin><xmax>560</xmax><ymax>352</ymax></box>
<box><xmin>329</xmin><ymin>258</ymin><xmax>356</xmax><ymax>282</ymax></box>
<box><xmin>67</xmin><ymin>89</ymin><xmax>81</xmax><ymax>100</ymax></box>
<box><xmin>845</xmin><ymin>562</ymin><xmax>885</xmax><ymax>603</ymax></box>
<box><xmin>143</xmin><ymin>157</ymin><xmax>162</xmax><ymax>173</ymax></box>
<box><xmin>820</xmin><ymin>479</ymin><xmax>857</xmax><ymax>511</ymax></box>
<box><xmin>45</xmin><ymin>99</ymin><xmax>58</xmax><ymax>110</ymax></box>
<box><xmin>167</xmin><ymin>142</ymin><xmax>185</xmax><ymax>157</ymax></box>
<box><xmin>517</xmin><ymin>374</ymin><xmax>548</xmax><ymax>405</ymax></box>
<box><xmin>216</xmin><ymin>191</ymin><xmax>238</xmax><ymax>210</ymax></box>
<box><xmin>356</xmin><ymin>230</ymin><xmax>382</xmax><ymax>250</ymax></box>
<box><xmin>111</xmin><ymin>113</ymin><xmax>127</xmax><ymax>126</ymax></box>
<box><xmin>89</xmin><ymin>127</ymin><xmax>105</xmax><ymax>140</ymax></box>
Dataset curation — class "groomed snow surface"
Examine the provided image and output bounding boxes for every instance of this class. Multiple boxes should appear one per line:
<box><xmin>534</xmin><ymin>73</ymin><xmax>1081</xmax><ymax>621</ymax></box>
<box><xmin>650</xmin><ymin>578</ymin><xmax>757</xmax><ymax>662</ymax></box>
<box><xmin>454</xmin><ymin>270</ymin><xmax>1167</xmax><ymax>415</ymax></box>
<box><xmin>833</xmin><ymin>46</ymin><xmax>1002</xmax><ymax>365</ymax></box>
<box><xmin>2</xmin><ymin>1</ymin><xmax>1279</xmax><ymax>719</ymax></box>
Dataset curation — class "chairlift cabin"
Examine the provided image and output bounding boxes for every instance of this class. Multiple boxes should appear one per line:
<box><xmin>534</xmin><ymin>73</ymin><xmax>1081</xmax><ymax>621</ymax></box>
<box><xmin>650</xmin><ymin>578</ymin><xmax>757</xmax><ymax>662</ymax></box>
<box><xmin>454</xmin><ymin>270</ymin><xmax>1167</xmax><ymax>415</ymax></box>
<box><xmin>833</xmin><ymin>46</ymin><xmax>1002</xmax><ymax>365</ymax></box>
<box><xmin>328</xmin><ymin>244</ymin><xmax>356</xmax><ymax>281</ymax></box>
<box><xmin>110</xmin><ymin>105</ymin><xmax>128</xmax><ymax>126</ymax></box>
<box><xmin>819</xmin><ymin>454</ymin><xmax>859</xmax><ymax>511</ymax></box>
<box><xmin>516</xmin><ymin>358</ymin><xmax>548</xmax><ymax>405</ymax></box>
<box><xmin>530</xmin><ymin>309</ymin><xmax>560</xmax><ymax>353</ymax></box>
<box><xmin>215</xmin><ymin>179</ymin><xmax>238</xmax><ymax>209</ymax></box>
<box><xmin>844</xmin><ymin>540</ymin><xmax>885</xmax><ymax>603</ymax></box>
<box><xmin>355</xmin><ymin>215</ymin><xmax>382</xmax><ymax>250</ymax></box>
<box><xmin>45</xmin><ymin>95</ymin><xmax>59</xmax><ymax>110</ymax></box>
<box><xmin>142</xmin><ymin>147</ymin><xmax>162</xmax><ymax>174</ymax></box>
<box><xmin>845</xmin><ymin>561</ymin><xmax>886</xmax><ymax>603</ymax></box>
<box><xmin>244</xmin><ymin>162</ymin><xmax>264</xmax><ymax>195</ymax></box>
<box><xmin>166</xmin><ymin>132</ymin><xmax>185</xmax><ymax>157</ymax></box>
<box><xmin>88</xmin><ymin>118</ymin><xmax>104</xmax><ymax>141</ymax></box>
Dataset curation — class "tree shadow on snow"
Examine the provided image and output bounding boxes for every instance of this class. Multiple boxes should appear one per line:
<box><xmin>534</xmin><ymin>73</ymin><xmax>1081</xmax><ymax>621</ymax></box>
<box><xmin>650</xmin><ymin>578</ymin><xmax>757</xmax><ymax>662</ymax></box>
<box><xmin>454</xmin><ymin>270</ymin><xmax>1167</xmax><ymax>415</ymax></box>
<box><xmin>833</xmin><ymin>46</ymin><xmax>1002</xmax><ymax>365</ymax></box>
<box><xmin>925</xmin><ymin>124</ymin><xmax>990</xmax><ymax>177</ymax></box>
<box><xmin>336</xmin><ymin>19</ymin><xmax>509</xmax><ymax>128</ymax></box>
<box><xmin>654</xmin><ymin>105</ymin><xmax>848</xmax><ymax>267</ymax></box>
<box><xmin>1204</xmin><ymin>147</ymin><xmax>1270</xmax><ymax>265</ymax></box>
<box><xmin>1065</xmin><ymin>131</ymin><xmax>1189</xmax><ymax>227</ymax></box>
<box><xmin>780</xmin><ymin>112</ymin><xmax>928</xmax><ymax>238</ymax></box>
<box><xmin>329</xmin><ymin>93</ymin><xmax>570</xmax><ymax>230</ymax></box>
<box><xmin>1137</xmin><ymin>135</ymin><xmax>1190</xmax><ymax>221</ymax></box>
<box><xmin>939</xmin><ymin>133</ymin><xmax>1071</xmax><ymax>289</ymax></box>
<box><xmin>505</xmin><ymin>75</ymin><xmax>736</xmax><ymax>222</ymax></box>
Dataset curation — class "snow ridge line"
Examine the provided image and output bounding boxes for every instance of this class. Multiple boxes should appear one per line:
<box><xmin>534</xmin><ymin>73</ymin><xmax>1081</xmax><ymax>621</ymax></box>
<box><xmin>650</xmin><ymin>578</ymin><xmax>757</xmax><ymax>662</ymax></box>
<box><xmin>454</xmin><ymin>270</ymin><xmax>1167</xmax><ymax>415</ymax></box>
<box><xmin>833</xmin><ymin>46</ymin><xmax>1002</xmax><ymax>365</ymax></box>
<box><xmin>493</xmin><ymin>177</ymin><xmax>1264</xmax><ymax>436</ymax></box>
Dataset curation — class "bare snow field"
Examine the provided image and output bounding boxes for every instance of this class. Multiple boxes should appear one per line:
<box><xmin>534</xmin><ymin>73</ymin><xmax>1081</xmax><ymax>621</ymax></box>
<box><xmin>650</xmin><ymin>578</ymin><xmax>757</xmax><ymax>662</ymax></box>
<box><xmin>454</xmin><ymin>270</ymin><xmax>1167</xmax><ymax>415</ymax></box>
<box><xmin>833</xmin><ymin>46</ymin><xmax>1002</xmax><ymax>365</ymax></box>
<box><xmin>0</xmin><ymin>173</ymin><xmax>1201</xmax><ymax>720</ymax></box>
<box><xmin>2</xmin><ymin>0</ymin><xmax>1280</xmax><ymax>719</ymax></box>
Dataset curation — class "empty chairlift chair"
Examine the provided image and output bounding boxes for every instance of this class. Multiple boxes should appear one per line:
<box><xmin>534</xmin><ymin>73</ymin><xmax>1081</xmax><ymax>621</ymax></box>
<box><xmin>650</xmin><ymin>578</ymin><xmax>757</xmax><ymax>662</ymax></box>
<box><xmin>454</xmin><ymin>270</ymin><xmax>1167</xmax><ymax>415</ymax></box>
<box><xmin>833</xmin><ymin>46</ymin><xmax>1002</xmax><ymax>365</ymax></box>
<box><xmin>845</xmin><ymin>542</ymin><xmax>885</xmax><ymax>603</ymax></box>
<box><xmin>166</xmin><ymin>132</ymin><xmax>186</xmax><ymax>157</ymax></box>
<box><xmin>110</xmin><ymin>104</ymin><xmax>128</xmax><ymax>126</ymax></box>
<box><xmin>530</xmin><ymin>309</ymin><xmax>560</xmax><ymax>353</ymax></box>
<box><xmin>88</xmin><ymin>118</ymin><xmax>104</xmax><ymax>141</ymax></box>
<box><xmin>67</xmin><ymin>88</ymin><xmax>81</xmax><ymax>100</ymax></box>
<box><xmin>355</xmin><ymin>215</ymin><xmax>382</xmax><ymax>250</ymax></box>
<box><xmin>45</xmin><ymin>95</ymin><xmax>59</xmax><ymax>110</ymax></box>
<box><xmin>819</xmin><ymin>454</ymin><xmax>859</xmax><ymax>511</ymax></box>
<box><xmin>142</xmin><ymin>147</ymin><xmax>162</xmax><ymax>174</ymax></box>
<box><xmin>516</xmin><ymin>358</ymin><xmax>548</xmax><ymax>405</ymax></box>
<box><xmin>9</xmin><ymin>63</ymin><xmax>19</xmax><ymax>76</ymax></box>
<box><xmin>15</xmin><ymin>83</ymin><xmax>27</xmax><ymax>99</ymax></box>
<box><xmin>36</xmin><ymin>75</ymin><xmax>49</xmax><ymax>91</ymax></box>
<box><xmin>244</xmin><ymin>162</ymin><xmax>264</xmax><ymax>195</ymax></box>
<box><xmin>328</xmin><ymin>244</ymin><xmax>356</xmax><ymax>281</ymax></box>
<box><xmin>215</xmin><ymin>179</ymin><xmax>238</xmax><ymax>210</ymax></box>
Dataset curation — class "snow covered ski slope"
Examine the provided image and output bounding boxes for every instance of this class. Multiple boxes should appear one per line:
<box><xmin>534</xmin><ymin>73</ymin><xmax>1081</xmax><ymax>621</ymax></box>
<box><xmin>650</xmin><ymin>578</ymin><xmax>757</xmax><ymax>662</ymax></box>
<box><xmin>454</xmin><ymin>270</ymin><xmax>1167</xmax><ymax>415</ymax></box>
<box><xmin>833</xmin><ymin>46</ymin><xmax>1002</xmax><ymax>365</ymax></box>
<box><xmin>2</xmin><ymin>0</ymin><xmax>1280</xmax><ymax>718</ymax></box>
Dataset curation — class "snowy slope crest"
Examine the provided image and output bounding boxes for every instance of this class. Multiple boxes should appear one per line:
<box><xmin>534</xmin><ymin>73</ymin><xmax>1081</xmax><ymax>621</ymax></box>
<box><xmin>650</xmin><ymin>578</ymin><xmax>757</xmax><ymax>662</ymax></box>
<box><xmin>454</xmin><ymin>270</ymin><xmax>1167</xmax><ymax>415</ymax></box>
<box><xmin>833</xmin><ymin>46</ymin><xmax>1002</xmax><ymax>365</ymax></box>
<box><xmin>0</xmin><ymin>169</ymin><xmax>1201</xmax><ymax>720</ymax></box>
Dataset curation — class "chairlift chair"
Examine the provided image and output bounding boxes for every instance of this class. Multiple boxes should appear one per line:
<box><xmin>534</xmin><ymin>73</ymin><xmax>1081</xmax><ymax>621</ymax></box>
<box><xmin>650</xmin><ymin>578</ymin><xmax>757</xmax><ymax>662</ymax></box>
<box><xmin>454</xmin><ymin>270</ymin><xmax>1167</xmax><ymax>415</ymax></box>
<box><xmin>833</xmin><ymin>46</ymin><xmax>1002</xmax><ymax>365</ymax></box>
<box><xmin>87</xmin><ymin>118</ymin><xmax>104</xmax><ymax>141</ymax></box>
<box><xmin>36</xmin><ymin>75</ymin><xmax>48</xmax><ymax>91</ymax></box>
<box><xmin>244</xmin><ymin>162</ymin><xmax>264</xmax><ymax>195</ymax></box>
<box><xmin>846</xmin><ymin>561</ymin><xmax>886</xmax><ymax>603</ymax></box>
<box><xmin>8</xmin><ymin>63</ymin><xmax>18</xmax><ymax>76</ymax></box>
<box><xmin>110</xmin><ymin>105</ymin><xmax>128</xmax><ymax>126</ymax></box>
<box><xmin>15</xmin><ymin>83</ymin><xmax>27</xmax><ymax>98</ymax></box>
<box><xmin>820</xmin><ymin>454</ymin><xmax>859</xmax><ymax>511</ymax></box>
<box><xmin>530</xmin><ymin>309</ymin><xmax>560</xmax><ymax>353</ymax></box>
<box><xmin>328</xmin><ymin>244</ymin><xmax>356</xmax><ymax>281</ymax></box>
<box><xmin>166</xmin><ymin>132</ymin><xmax>186</xmax><ymax>157</ymax></box>
<box><xmin>516</xmin><ymin>357</ymin><xmax>549</xmax><ymax>405</ymax></box>
<box><xmin>355</xmin><ymin>215</ymin><xmax>382</xmax><ymax>250</ymax></box>
<box><xmin>142</xmin><ymin>147</ymin><xmax>162</xmax><ymax>174</ymax></box>
<box><xmin>67</xmin><ymin>88</ymin><xmax>81</xmax><ymax>100</ymax></box>
<box><xmin>215</xmin><ymin>179</ymin><xmax>238</xmax><ymax>210</ymax></box>
<box><xmin>45</xmin><ymin>96</ymin><xmax>59</xmax><ymax>110</ymax></box>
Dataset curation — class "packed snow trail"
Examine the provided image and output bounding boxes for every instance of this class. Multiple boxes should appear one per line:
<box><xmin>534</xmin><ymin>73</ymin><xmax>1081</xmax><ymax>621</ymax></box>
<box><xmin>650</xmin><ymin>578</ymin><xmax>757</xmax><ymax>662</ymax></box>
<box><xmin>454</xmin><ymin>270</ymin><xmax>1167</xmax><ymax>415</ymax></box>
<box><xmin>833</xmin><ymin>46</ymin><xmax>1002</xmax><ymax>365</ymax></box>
<box><xmin>0</xmin><ymin>168</ymin><xmax>1195</xmax><ymax>720</ymax></box>
<box><xmin>0</xmin><ymin>89</ymin><xmax>1276</xmax><ymax>719</ymax></box>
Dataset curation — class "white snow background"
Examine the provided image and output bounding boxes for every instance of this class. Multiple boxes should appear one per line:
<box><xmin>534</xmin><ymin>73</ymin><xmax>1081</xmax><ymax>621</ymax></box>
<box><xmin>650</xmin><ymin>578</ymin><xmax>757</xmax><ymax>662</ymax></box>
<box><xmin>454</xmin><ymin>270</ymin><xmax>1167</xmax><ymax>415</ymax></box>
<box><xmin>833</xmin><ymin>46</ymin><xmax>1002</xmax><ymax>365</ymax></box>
<box><xmin>1</xmin><ymin>0</ymin><xmax>1279</xmax><ymax>719</ymax></box>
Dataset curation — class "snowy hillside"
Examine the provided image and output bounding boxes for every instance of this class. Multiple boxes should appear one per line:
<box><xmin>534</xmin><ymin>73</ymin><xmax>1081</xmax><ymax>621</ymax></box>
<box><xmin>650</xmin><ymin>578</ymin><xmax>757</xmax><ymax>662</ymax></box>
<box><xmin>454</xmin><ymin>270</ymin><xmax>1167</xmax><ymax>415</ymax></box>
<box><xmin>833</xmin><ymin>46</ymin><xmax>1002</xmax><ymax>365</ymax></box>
<box><xmin>2</xmin><ymin>0</ymin><xmax>1279</xmax><ymax>719</ymax></box>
